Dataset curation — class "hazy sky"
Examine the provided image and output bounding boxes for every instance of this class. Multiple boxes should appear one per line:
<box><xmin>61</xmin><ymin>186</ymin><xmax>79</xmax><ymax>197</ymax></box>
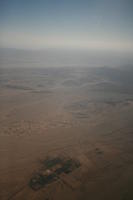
<box><xmin>0</xmin><ymin>0</ymin><xmax>133</xmax><ymax>51</ymax></box>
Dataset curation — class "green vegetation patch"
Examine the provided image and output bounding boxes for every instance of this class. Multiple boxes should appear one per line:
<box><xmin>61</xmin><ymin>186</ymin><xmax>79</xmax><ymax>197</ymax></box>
<box><xmin>29</xmin><ymin>157</ymin><xmax>80</xmax><ymax>190</ymax></box>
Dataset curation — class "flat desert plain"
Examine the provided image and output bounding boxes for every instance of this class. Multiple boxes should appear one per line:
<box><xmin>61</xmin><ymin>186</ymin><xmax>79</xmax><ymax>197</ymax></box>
<box><xmin>0</xmin><ymin>66</ymin><xmax>133</xmax><ymax>200</ymax></box>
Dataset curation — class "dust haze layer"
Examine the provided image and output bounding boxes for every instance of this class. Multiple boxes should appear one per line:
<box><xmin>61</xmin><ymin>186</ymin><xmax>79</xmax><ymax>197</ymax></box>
<box><xmin>1</xmin><ymin>48</ymin><xmax>133</xmax><ymax>68</ymax></box>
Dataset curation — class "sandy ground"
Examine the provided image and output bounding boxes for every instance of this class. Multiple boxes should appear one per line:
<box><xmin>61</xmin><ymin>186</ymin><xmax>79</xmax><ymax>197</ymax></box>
<box><xmin>0</xmin><ymin>67</ymin><xmax>133</xmax><ymax>200</ymax></box>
